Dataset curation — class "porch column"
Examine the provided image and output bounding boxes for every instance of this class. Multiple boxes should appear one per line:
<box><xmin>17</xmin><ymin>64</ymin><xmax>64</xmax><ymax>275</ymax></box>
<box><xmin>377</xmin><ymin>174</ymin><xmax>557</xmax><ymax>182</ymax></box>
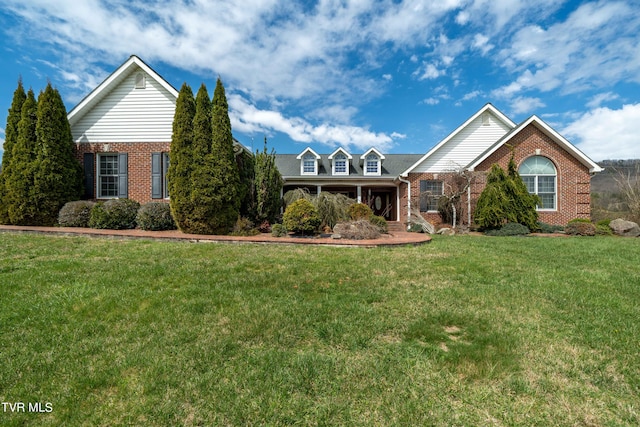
<box><xmin>317</xmin><ymin>185</ymin><xmax>322</xmax><ymax>195</ymax></box>
<box><xmin>357</xmin><ymin>185</ymin><xmax>362</xmax><ymax>203</ymax></box>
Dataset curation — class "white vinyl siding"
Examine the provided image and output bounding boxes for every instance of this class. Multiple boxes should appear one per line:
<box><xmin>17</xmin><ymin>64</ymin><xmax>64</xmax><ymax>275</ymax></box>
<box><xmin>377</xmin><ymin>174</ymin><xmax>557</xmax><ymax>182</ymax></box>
<box><xmin>412</xmin><ymin>112</ymin><xmax>512</xmax><ymax>173</ymax></box>
<box><xmin>71</xmin><ymin>68</ymin><xmax>175</xmax><ymax>143</ymax></box>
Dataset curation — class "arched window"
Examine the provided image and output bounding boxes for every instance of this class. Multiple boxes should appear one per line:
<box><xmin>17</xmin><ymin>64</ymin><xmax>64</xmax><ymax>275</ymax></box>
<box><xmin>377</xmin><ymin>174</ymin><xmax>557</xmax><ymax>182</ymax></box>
<box><xmin>334</xmin><ymin>153</ymin><xmax>347</xmax><ymax>174</ymax></box>
<box><xmin>302</xmin><ymin>153</ymin><xmax>317</xmax><ymax>174</ymax></box>
<box><xmin>135</xmin><ymin>72</ymin><xmax>146</xmax><ymax>89</ymax></box>
<box><xmin>365</xmin><ymin>153</ymin><xmax>380</xmax><ymax>175</ymax></box>
<box><xmin>519</xmin><ymin>156</ymin><xmax>556</xmax><ymax>210</ymax></box>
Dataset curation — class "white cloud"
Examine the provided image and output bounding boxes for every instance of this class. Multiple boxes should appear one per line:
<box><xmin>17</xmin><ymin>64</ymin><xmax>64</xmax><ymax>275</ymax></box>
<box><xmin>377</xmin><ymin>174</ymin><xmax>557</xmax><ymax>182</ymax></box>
<box><xmin>509</xmin><ymin>96</ymin><xmax>545</xmax><ymax>115</ymax></box>
<box><xmin>422</xmin><ymin>98</ymin><xmax>440</xmax><ymax>105</ymax></box>
<box><xmin>382</xmin><ymin>74</ymin><xmax>393</xmax><ymax>81</ymax></box>
<box><xmin>228</xmin><ymin>95</ymin><xmax>402</xmax><ymax>152</ymax></box>
<box><xmin>496</xmin><ymin>1</ymin><xmax>640</xmax><ymax>97</ymax></box>
<box><xmin>472</xmin><ymin>33</ymin><xmax>493</xmax><ymax>55</ymax></box>
<box><xmin>417</xmin><ymin>63</ymin><xmax>445</xmax><ymax>80</ymax></box>
<box><xmin>562</xmin><ymin>104</ymin><xmax>640</xmax><ymax>161</ymax></box>
<box><xmin>586</xmin><ymin>92</ymin><xmax>620</xmax><ymax>109</ymax></box>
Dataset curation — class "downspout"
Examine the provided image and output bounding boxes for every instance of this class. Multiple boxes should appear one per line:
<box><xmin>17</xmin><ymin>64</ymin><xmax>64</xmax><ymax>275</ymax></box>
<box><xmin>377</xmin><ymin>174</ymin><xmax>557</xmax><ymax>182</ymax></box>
<box><xmin>398</xmin><ymin>176</ymin><xmax>411</xmax><ymax>230</ymax></box>
<box><xmin>467</xmin><ymin>185</ymin><xmax>471</xmax><ymax>227</ymax></box>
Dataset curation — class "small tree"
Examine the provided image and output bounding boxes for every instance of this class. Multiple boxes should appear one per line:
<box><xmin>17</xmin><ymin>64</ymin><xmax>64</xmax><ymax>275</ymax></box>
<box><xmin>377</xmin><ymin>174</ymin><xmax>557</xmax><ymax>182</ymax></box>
<box><xmin>254</xmin><ymin>138</ymin><xmax>282</xmax><ymax>223</ymax></box>
<box><xmin>283</xmin><ymin>198</ymin><xmax>320</xmax><ymax>235</ymax></box>
<box><xmin>0</xmin><ymin>79</ymin><xmax>27</xmax><ymax>223</ymax></box>
<box><xmin>4</xmin><ymin>89</ymin><xmax>38</xmax><ymax>225</ymax></box>
<box><xmin>475</xmin><ymin>154</ymin><xmax>539</xmax><ymax>230</ymax></box>
<box><xmin>614</xmin><ymin>162</ymin><xmax>640</xmax><ymax>223</ymax></box>
<box><xmin>168</xmin><ymin>83</ymin><xmax>195</xmax><ymax>231</ymax></box>
<box><xmin>30</xmin><ymin>83</ymin><xmax>83</xmax><ymax>225</ymax></box>
<box><xmin>207</xmin><ymin>77</ymin><xmax>241</xmax><ymax>234</ymax></box>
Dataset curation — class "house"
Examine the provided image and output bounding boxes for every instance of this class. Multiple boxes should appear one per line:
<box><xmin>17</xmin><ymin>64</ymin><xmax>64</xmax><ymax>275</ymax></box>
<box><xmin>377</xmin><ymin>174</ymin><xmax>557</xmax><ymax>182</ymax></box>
<box><xmin>68</xmin><ymin>55</ymin><xmax>603</xmax><ymax>227</ymax></box>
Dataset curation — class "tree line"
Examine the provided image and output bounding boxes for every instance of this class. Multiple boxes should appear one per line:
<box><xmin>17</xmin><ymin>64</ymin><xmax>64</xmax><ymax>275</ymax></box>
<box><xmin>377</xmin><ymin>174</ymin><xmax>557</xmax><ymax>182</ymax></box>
<box><xmin>0</xmin><ymin>77</ymin><xmax>282</xmax><ymax>233</ymax></box>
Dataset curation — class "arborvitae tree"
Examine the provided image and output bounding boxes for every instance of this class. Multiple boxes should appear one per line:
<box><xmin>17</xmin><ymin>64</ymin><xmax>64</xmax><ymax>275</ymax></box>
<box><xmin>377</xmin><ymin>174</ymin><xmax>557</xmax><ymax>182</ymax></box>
<box><xmin>185</xmin><ymin>83</ymin><xmax>216</xmax><ymax>234</ymax></box>
<box><xmin>506</xmin><ymin>156</ymin><xmax>539</xmax><ymax>230</ymax></box>
<box><xmin>475</xmin><ymin>152</ymin><xmax>539</xmax><ymax>230</ymax></box>
<box><xmin>0</xmin><ymin>79</ymin><xmax>27</xmax><ymax>223</ymax></box>
<box><xmin>4</xmin><ymin>89</ymin><xmax>38</xmax><ymax>224</ymax></box>
<box><xmin>236</xmin><ymin>145</ymin><xmax>255</xmax><ymax>219</ymax></box>
<box><xmin>254</xmin><ymin>137</ymin><xmax>282</xmax><ymax>223</ymax></box>
<box><xmin>207</xmin><ymin>77</ymin><xmax>240</xmax><ymax>234</ymax></box>
<box><xmin>28</xmin><ymin>83</ymin><xmax>83</xmax><ymax>225</ymax></box>
<box><xmin>168</xmin><ymin>83</ymin><xmax>195</xmax><ymax>231</ymax></box>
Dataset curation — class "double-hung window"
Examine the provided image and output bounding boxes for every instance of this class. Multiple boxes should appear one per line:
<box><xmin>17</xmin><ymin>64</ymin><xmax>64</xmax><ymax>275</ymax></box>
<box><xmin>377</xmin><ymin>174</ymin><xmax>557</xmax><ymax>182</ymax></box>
<box><xmin>365</xmin><ymin>154</ymin><xmax>379</xmax><ymax>175</ymax></box>
<box><xmin>303</xmin><ymin>154</ymin><xmax>316</xmax><ymax>174</ymax></box>
<box><xmin>97</xmin><ymin>153</ymin><xmax>128</xmax><ymax>198</ymax></box>
<box><xmin>334</xmin><ymin>153</ymin><xmax>347</xmax><ymax>174</ymax></box>
<box><xmin>419</xmin><ymin>180</ymin><xmax>443</xmax><ymax>211</ymax></box>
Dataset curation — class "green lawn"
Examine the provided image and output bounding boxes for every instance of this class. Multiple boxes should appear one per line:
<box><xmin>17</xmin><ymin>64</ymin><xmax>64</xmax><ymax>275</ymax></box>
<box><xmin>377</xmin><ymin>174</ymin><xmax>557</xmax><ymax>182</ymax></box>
<box><xmin>1</xmin><ymin>232</ymin><xmax>638</xmax><ymax>426</ymax></box>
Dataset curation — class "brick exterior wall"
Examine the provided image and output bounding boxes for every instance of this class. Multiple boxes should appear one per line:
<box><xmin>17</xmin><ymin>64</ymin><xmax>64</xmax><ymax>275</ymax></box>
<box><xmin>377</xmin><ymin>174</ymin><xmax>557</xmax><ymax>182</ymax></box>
<box><xmin>404</xmin><ymin>124</ymin><xmax>593</xmax><ymax>227</ymax></box>
<box><xmin>75</xmin><ymin>142</ymin><xmax>171</xmax><ymax>204</ymax></box>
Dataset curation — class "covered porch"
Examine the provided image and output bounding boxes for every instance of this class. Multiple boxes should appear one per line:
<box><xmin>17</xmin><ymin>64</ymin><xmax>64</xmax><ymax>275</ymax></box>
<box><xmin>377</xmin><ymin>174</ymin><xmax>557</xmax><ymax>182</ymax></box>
<box><xmin>282</xmin><ymin>181</ymin><xmax>401</xmax><ymax>222</ymax></box>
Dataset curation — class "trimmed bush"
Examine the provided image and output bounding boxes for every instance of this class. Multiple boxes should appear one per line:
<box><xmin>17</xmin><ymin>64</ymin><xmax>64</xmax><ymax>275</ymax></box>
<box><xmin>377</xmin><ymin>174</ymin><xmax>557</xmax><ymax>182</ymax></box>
<box><xmin>271</xmin><ymin>223</ymin><xmax>287</xmax><ymax>237</ymax></box>
<box><xmin>89</xmin><ymin>199</ymin><xmax>140</xmax><ymax>230</ymax></box>
<box><xmin>136</xmin><ymin>202</ymin><xmax>176</xmax><ymax>231</ymax></box>
<box><xmin>565</xmin><ymin>221</ymin><xmax>596</xmax><ymax>236</ymax></box>
<box><xmin>333</xmin><ymin>220</ymin><xmax>381</xmax><ymax>240</ymax></box>
<box><xmin>485</xmin><ymin>222</ymin><xmax>530</xmax><ymax>236</ymax></box>
<box><xmin>58</xmin><ymin>201</ymin><xmax>96</xmax><ymax>227</ymax></box>
<box><xmin>537</xmin><ymin>222</ymin><xmax>564</xmax><ymax>234</ymax></box>
<box><xmin>348</xmin><ymin>203</ymin><xmax>373</xmax><ymax>220</ymax></box>
<box><xmin>283</xmin><ymin>199</ymin><xmax>321</xmax><ymax>235</ymax></box>
<box><xmin>370</xmin><ymin>215</ymin><xmax>388</xmax><ymax>233</ymax></box>
<box><xmin>230</xmin><ymin>217</ymin><xmax>260</xmax><ymax>236</ymax></box>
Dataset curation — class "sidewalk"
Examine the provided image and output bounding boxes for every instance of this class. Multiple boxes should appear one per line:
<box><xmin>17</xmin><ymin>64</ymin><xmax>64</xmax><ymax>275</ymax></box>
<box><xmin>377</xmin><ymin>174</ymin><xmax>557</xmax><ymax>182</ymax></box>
<box><xmin>0</xmin><ymin>225</ymin><xmax>431</xmax><ymax>248</ymax></box>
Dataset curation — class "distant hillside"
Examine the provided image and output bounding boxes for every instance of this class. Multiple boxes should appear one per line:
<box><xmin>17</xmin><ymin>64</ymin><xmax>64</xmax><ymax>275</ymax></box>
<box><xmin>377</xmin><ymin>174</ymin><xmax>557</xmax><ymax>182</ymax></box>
<box><xmin>591</xmin><ymin>159</ymin><xmax>640</xmax><ymax>194</ymax></box>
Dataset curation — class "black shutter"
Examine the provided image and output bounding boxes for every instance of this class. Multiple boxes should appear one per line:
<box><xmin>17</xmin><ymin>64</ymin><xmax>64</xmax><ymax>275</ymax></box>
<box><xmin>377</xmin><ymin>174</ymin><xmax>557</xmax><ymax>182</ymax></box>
<box><xmin>83</xmin><ymin>153</ymin><xmax>95</xmax><ymax>199</ymax></box>
<box><xmin>151</xmin><ymin>152</ymin><xmax>162</xmax><ymax>199</ymax></box>
<box><xmin>118</xmin><ymin>153</ymin><xmax>128</xmax><ymax>198</ymax></box>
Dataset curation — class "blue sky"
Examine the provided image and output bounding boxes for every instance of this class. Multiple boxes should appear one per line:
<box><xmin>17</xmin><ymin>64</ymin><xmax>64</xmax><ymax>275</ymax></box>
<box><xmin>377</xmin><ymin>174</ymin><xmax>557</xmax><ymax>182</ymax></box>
<box><xmin>1</xmin><ymin>0</ymin><xmax>639</xmax><ymax>162</ymax></box>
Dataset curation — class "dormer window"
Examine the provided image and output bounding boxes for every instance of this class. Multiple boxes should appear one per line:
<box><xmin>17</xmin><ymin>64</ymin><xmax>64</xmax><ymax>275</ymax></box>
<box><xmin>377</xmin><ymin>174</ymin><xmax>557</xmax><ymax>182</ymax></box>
<box><xmin>135</xmin><ymin>72</ymin><xmax>146</xmax><ymax>89</ymax></box>
<box><xmin>303</xmin><ymin>154</ymin><xmax>316</xmax><ymax>174</ymax></box>
<box><xmin>334</xmin><ymin>154</ymin><xmax>347</xmax><ymax>173</ymax></box>
<box><xmin>361</xmin><ymin>148</ymin><xmax>385</xmax><ymax>176</ymax></box>
<box><xmin>297</xmin><ymin>147</ymin><xmax>321</xmax><ymax>175</ymax></box>
<box><xmin>365</xmin><ymin>154</ymin><xmax>379</xmax><ymax>174</ymax></box>
<box><xmin>328</xmin><ymin>147</ymin><xmax>352</xmax><ymax>175</ymax></box>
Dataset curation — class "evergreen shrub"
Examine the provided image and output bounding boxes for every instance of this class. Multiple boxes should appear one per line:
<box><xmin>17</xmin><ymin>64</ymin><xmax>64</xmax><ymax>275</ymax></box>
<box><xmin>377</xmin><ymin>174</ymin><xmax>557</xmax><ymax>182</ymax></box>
<box><xmin>230</xmin><ymin>217</ymin><xmax>260</xmax><ymax>236</ymax></box>
<box><xmin>370</xmin><ymin>215</ymin><xmax>388</xmax><ymax>233</ymax></box>
<box><xmin>136</xmin><ymin>202</ymin><xmax>176</xmax><ymax>231</ymax></box>
<box><xmin>271</xmin><ymin>223</ymin><xmax>288</xmax><ymax>237</ymax></box>
<box><xmin>537</xmin><ymin>222</ymin><xmax>564</xmax><ymax>234</ymax></box>
<box><xmin>485</xmin><ymin>222</ymin><xmax>530</xmax><ymax>236</ymax></box>
<box><xmin>595</xmin><ymin>219</ymin><xmax>613</xmax><ymax>235</ymax></box>
<box><xmin>89</xmin><ymin>199</ymin><xmax>140</xmax><ymax>230</ymax></box>
<box><xmin>564</xmin><ymin>221</ymin><xmax>596</xmax><ymax>236</ymax></box>
<box><xmin>283</xmin><ymin>199</ymin><xmax>321</xmax><ymax>235</ymax></box>
<box><xmin>58</xmin><ymin>201</ymin><xmax>96</xmax><ymax>227</ymax></box>
<box><xmin>348</xmin><ymin>203</ymin><xmax>373</xmax><ymax>220</ymax></box>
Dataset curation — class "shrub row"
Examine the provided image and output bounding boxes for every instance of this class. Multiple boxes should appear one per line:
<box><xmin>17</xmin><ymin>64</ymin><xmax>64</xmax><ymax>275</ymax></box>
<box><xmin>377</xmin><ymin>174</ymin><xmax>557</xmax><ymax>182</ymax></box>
<box><xmin>58</xmin><ymin>200</ymin><xmax>176</xmax><ymax>231</ymax></box>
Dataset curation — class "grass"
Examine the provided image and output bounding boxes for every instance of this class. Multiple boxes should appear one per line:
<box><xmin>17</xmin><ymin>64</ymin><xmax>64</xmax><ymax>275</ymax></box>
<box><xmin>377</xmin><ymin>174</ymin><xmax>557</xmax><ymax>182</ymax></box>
<box><xmin>0</xmin><ymin>232</ymin><xmax>639</xmax><ymax>426</ymax></box>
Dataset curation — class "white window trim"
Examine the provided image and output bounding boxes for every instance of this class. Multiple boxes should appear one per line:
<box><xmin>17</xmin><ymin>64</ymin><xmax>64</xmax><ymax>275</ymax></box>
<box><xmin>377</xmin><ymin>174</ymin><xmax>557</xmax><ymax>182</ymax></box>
<box><xmin>520</xmin><ymin>156</ymin><xmax>557</xmax><ymax>211</ymax></box>
<box><xmin>420</xmin><ymin>180</ymin><xmax>444</xmax><ymax>212</ymax></box>
<box><xmin>297</xmin><ymin>147</ymin><xmax>321</xmax><ymax>176</ymax></box>
<box><xmin>97</xmin><ymin>153</ymin><xmax>119</xmax><ymax>199</ymax></box>
<box><xmin>364</xmin><ymin>153</ymin><xmax>381</xmax><ymax>176</ymax></box>
<box><xmin>328</xmin><ymin>147</ymin><xmax>352</xmax><ymax>176</ymax></box>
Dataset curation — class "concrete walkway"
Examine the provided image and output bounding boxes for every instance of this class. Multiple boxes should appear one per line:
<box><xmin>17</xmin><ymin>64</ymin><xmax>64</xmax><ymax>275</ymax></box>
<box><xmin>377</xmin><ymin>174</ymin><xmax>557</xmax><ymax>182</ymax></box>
<box><xmin>0</xmin><ymin>225</ymin><xmax>431</xmax><ymax>248</ymax></box>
